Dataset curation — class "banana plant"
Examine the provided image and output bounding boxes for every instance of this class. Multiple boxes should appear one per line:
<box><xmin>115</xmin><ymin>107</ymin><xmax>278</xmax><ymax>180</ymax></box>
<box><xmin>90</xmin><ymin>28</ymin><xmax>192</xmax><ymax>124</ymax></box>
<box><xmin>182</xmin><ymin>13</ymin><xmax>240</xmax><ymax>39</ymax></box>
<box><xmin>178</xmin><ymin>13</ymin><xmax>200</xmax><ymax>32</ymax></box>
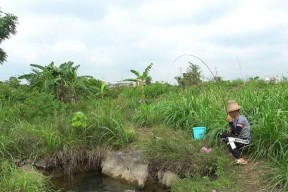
<box><xmin>125</xmin><ymin>63</ymin><xmax>153</xmax><ymax>103</ymax></box>
<box><xmin>19</xmin><ymin>61</ymin><xmax>92</xmax><ymax>102</ymax></box>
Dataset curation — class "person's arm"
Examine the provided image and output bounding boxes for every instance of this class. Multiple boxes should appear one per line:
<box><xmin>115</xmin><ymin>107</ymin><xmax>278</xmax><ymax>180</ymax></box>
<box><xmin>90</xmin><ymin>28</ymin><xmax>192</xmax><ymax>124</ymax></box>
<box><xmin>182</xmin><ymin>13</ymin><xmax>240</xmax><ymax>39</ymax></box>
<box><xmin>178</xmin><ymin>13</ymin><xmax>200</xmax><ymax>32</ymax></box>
<box><xmin>229</xmin><ymin>122</ymin><xmax>243</xmax><ymax>136</ymax></box>
<box><xmin>226</xmin><ymin>115</ymin><xmax>242</xmax><ymax>136</ymax></box>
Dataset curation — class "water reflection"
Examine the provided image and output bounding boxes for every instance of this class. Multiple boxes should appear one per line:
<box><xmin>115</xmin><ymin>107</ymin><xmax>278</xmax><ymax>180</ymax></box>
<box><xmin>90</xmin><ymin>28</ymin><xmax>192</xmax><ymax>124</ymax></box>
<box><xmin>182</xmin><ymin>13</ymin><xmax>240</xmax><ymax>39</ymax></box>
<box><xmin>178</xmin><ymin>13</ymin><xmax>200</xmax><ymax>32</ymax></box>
<box><xmin>52</xmin><ymin>172</ymin><xmax>166</xmax><ymax>192</ymax></box>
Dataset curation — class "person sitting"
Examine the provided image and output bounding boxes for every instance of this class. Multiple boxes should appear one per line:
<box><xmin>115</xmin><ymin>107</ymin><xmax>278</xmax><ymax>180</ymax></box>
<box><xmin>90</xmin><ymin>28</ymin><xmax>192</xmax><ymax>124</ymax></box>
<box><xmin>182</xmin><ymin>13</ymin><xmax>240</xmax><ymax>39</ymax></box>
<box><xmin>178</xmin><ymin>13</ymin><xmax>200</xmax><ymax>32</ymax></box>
<box><xmin>220</xmin><ymin>100</ymin><xmax>251</xmax><ymax>165</ymax></box>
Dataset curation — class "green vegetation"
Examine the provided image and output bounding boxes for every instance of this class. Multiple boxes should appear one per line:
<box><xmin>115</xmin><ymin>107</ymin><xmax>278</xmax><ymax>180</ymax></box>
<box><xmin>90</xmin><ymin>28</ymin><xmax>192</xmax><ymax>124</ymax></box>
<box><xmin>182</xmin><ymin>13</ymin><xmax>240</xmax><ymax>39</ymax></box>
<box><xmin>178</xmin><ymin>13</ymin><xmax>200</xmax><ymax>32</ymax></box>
<box><xmin>19</xmin><ymin>62</ymin><xmax>101</xmax><ymax>102</ymax></box>
<box><xmin>125</xmin><ymin>62</ymin><xmax>153</xmax><ymax>102</ymax></box>
<box><xmin>175</xmin><ymin>62</ymin><xmax>202</xmax><ymax>87</ymax></box>
<box><xmin>0</xmin><ymin>9</ymin><xmax>18</xmax><ymax>64</ymax></box>
<box><xmin>0</xmin><ymin>161</ymin><xmax>50</xmax><ymax>192</ymax></box>
<box><xmin>0</xmin><ymin>60</ymin><xmax>287</xmax><ymax>191</ymax></box>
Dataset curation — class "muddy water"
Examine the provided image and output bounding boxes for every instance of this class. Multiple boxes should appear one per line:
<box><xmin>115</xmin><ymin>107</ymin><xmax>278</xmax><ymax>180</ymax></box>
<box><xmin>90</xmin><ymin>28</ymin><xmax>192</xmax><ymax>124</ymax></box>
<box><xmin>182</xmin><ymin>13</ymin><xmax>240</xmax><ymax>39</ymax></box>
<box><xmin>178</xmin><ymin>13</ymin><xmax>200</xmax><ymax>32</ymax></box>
<box><xmin>51</xmin><ymin>172</ymin><xmax>167</xmax><ymax>192</ymax></box>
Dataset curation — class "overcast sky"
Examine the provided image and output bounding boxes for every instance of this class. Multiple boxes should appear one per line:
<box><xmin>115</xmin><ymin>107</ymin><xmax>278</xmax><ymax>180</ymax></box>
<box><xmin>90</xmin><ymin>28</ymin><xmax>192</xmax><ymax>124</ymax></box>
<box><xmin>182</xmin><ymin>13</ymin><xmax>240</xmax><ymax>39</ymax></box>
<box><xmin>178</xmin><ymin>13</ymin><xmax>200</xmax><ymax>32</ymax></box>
<box><xmin>0</xmin><ymin>0</ymin><xmax>287</xmax><ymax>83</ymax></box>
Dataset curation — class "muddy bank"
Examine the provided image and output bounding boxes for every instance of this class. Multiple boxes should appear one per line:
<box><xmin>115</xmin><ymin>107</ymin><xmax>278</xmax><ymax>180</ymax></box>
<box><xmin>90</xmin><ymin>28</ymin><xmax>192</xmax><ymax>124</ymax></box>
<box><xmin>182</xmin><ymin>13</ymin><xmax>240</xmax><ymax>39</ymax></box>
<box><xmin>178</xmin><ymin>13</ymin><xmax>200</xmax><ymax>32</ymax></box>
<box><xmin>101</xmin><ymin>150</ymin><xmax>178</xmax><ymax>188</ymax></box>
<box><xmin>16</xmin><ymin>147</ymin><xmax>178</xmax><ymax>189</ymax></box>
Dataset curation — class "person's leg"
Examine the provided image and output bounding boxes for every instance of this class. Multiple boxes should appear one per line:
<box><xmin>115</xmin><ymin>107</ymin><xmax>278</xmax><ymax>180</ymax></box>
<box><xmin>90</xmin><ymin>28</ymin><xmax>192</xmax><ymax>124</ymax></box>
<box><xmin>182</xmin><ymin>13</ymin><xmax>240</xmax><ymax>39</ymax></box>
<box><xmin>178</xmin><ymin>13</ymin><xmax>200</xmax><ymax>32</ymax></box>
<box><xmin>231</xmin><ymin>141</ymin><xmax>248</xmax><ymax>164</ymax></box>
<box><xmin>220</xmin><ymin>131</ymin><xmax>232</xmax><ymax>142</ymax></box>
<box><xmin>235</xmin><ymin>143</ymin><xmax>249</xmax><ymax>162</ymax></box>
<box><xmin>221</xmin><ymin>134</ymin><xmax>248</xmax><ymax>164</ymax></box>
<box><xmin>235</xmin><ymin>142</ymin><xmax>245</xmax><ymax>152</ymax></box>
<box><xmin>226</xmin><ymin>137</ymin><xmax>242</xmax><ymax>158</ymax></box>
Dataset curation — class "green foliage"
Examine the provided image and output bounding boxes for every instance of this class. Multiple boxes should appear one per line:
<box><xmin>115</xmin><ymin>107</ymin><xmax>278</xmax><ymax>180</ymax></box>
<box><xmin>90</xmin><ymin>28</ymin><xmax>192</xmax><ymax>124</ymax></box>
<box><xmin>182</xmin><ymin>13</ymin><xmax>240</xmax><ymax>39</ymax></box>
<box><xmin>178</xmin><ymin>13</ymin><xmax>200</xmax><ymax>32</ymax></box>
<box><xmin>0</xmin><ymin>9</ymin><xmax>18</xmax><ymax>64</ymax></box>
<box><xmin>105</xmin><ymin>86</ymin><xmax>129</xmax><ymax>99</ymax></box>
<box><xmin>0</xmin><ymin>79</ymin><xmax>31</xmax><ymax>102</ymax></box>
<box><xmin>119</xmin><ymin>87</ymin><xmax>141</xmax><ymax>100</ymax></box>
<box><xmin>0</xmin><ymin>161</ymin><xmax>51</xmax><ymax>192</ymax></box>
<box><xmin>72</xmin><ymin>111</ymin><xmax>88</xmax><ymax>128</ymax></box>
<box><xmin>95</xmin><ymin>81</ymin><xmax>107</xmax><ymax>99</ymax></box>
<box><xmin>175</xmin><ymin>62</ymin><xmax>202</xmax><ymax>87</ymax></box>
<box><xmin>17</xmin><ymin>91</ymin><xmax>64</xmax><ymax>120</ymax></box>
<box><xmin>18</xmin><ymin>62</ymin><xmax>98</xmax><ymax>102</ymax></box>
<box><xmin>132</xmin><ymin>91</ymin><xmax>223</xmax><ymax>132</ymax></box>
<box><xmin>1</xmin><ymin>122</ymin><xmax>46</xmax><ymax>159</ymax></box>
<box><xmin>89</xmin><ymin>102</ymin><xmax>136</xmax><ymax>148</ymax></box>
<box><xmin>228</xmin><ymin>78</ymin><xmax>245</xmax><ymax>88</ymax></box>
<box><xmin>133</xmin><ymin>104</ymin><xmax>154</xmax><ymax>127</ymax></box>
<box><xmin>125</xmin><ymin>63</ymin><xmax>153</xmax><ymax>102</ymax></box>
<box><xmin>144</xmin><ymin>82</ymin><xmax>175</xmax><ymax>100</ymax></box>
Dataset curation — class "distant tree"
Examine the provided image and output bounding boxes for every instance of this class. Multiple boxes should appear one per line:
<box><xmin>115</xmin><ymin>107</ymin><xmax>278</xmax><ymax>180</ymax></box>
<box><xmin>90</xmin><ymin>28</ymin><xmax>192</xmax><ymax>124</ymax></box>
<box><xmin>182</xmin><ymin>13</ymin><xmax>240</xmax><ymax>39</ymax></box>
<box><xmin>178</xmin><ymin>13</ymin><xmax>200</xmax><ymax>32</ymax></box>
<box><xmin>145</xmin><ymin>76</ymin><xmax>152</xmax><ymax>85</ymax></box>
<box><xmin>212</xmin><ymin>67</ymin><xmax>223</xmax><ymax>83</ymax></box>
<box><xmin>212</xmin><ymin>75</ymin><xmax>223</xmax><ymax>83</ymax></box>
<box><xmin>125</xmin><ymin>63</ymin><xmax>153</xmax><ymax>103</ymax></box>
<box><xmin>0</xmin><ymin>9</ymin><xmax>18</xmax><ymax>64</ymax></box>
<box><xmin>6</xmin><ymin>76</ymin><xmax>20</xmax><ymax>88</ymax></box>
<box><xmin>175</xmin><ymin>62</ymin><xmax>202</xmax><ymax>87</ymax></box>
<box><xmin>19</xmin><ymin>61</ymin><xmax>96</xmax><ymax>102</ymax></box>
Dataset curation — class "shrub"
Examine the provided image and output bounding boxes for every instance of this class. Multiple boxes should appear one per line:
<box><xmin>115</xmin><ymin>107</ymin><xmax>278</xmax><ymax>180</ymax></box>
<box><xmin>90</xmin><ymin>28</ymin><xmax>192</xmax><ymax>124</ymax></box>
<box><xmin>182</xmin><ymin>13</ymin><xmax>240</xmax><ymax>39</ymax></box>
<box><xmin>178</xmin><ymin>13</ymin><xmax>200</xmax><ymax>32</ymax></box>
<box><xmin>17</xmin><ymin>91</ymin><xmax>65</xmax><ymax>120</ymax></box>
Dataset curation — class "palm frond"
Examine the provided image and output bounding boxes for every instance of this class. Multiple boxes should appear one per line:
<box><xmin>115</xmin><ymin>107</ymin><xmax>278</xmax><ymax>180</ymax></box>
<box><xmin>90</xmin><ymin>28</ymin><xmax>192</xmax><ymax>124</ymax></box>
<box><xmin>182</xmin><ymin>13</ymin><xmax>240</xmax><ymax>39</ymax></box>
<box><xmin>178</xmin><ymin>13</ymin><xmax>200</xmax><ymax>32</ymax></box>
<box><xmin>130</xmin><ymin>69</ymin><xmax>141</xmax><ymax>77</ymax></box>
<box><xmin>30</xmin><ymin>64</ymin><xmax>46</xmax><ymax>70</ymax></box>
<box><xmin>143</xmin><ymin>63</ymin><xmax>153</xmax><ymax>78</ymax></box>
<box><xmin>18</xmin><ymin>74</ymin><xmax>35</xmax><ymax>80</ymax></box>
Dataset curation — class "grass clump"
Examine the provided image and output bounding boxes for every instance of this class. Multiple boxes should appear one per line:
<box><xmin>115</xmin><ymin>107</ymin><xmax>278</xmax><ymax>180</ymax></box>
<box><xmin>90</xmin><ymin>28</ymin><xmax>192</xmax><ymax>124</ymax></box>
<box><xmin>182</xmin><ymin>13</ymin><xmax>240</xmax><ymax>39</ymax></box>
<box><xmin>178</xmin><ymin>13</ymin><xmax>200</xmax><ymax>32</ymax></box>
<box><xmin>266</xmin><ymin>150</ymin><xmax>288</xmax><ymax>191</ymax></box>
<box><xmin>0</xmin><ymin>161</ymin><xmax>52</xmax><ymax>192</ymax></box>
<box><xmin>171</xmin><ymin>174</ymin><xmax>241</xmax><ymax>192</ymax></box>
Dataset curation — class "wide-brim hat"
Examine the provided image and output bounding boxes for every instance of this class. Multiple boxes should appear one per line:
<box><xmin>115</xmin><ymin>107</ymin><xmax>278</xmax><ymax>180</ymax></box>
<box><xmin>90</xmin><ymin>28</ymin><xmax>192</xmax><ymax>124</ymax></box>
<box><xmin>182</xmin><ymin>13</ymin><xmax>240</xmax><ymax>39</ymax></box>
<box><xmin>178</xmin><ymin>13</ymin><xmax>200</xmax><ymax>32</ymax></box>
<box><xmin>227</xmin><ymin>100</ymin><xmax>241</xmax><ymax>113</ymax></box>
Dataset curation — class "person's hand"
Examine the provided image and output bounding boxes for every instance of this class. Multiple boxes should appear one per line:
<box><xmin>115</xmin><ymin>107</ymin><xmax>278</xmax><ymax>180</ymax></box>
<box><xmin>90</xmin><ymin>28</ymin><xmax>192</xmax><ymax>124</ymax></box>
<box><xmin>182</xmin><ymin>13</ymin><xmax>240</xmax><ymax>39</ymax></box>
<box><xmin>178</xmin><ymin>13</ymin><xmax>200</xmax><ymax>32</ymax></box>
<box><xmin>227</xmin><ymin>127</ymin><xmax>232</xmax><ymax>133</ymax></box>
<box><xmin>226</xmin><ymin>115</ymin><xmax>233</xmax><ymax>123</ymax></box>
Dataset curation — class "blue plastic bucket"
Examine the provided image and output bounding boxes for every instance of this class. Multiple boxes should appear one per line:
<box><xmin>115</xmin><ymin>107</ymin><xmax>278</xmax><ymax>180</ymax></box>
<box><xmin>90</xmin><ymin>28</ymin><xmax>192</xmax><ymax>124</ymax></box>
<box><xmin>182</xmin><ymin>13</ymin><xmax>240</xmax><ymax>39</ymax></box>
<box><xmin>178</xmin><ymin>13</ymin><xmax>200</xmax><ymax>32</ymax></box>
<box><xmin>192</xmin><ymin>127</ymin><xmax>206</xmax><ymax>140</ymax></box>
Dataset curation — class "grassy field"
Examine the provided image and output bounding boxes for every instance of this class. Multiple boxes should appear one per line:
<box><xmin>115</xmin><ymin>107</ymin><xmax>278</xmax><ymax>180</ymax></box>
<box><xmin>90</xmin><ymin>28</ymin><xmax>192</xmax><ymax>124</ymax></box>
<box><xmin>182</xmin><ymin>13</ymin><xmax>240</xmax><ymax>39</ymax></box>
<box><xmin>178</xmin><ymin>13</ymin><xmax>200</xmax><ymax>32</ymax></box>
<box><xmin>0</xmin><ymin>79</ymin><xmax>287</xmax><ymax>191</ymax></box>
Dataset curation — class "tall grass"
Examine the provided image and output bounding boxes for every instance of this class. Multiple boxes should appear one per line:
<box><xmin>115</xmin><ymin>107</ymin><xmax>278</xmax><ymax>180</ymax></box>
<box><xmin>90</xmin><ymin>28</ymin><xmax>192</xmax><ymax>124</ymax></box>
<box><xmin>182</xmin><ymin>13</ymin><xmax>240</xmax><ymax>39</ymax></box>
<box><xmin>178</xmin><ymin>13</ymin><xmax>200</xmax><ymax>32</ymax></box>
<box><xmin>132</xmin><ymin>83</ymin><xmax>288</xmax><ymax>157</ymax></box>
<box><xmin>0</xmin><ymin>161</ymin><xmax>51</xmax><ymax>192</ymax></box>
<box><xmin>131</xmin><ymin>82</ymin><xmax>288</xmax><ymax>190</ymax></box>
<box><xmin>87</xmin><ymin>100</ymin><xmax>136</xmax><ymax>148</ymax></box>
<box><xmin>266</xmin><ymin>150</ymin><xmax>288</xmax><ymax>191</ymax></box>
<box><xmin>132</xmin><ymin>87</ymin><xmax>226</xmax><ymax>144</ymax></box>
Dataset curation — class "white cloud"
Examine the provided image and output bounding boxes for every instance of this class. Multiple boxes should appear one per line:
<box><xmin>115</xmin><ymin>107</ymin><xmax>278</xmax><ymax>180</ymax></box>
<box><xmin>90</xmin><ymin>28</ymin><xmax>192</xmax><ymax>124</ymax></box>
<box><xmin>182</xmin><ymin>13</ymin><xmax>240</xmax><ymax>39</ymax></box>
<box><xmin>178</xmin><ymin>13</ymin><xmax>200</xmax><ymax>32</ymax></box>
<box><xmin>205</xmin><ymin>0</ymin><xmax>288</xmax><ymax>36</ymax></box>
<box><xmin>52</xmin><ymin>40</ymin><xmax>87</xmax><ymax>52</ymax></box>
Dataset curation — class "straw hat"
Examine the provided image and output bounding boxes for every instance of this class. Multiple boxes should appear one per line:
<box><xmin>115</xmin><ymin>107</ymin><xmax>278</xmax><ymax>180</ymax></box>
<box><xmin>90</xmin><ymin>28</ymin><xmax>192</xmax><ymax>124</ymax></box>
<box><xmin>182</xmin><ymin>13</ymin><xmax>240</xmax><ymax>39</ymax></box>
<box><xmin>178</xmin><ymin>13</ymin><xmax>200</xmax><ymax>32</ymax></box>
<box><xmin>227</xmin><ymin>100</ymin><xmax>241</xmax><ymax>113</ymax></box>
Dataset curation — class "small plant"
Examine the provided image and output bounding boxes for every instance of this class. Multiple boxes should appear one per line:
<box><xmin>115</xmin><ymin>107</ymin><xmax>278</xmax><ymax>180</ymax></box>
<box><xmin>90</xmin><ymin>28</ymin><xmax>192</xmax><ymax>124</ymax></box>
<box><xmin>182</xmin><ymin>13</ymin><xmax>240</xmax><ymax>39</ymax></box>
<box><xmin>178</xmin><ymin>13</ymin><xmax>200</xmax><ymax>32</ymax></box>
<box><xmin>100</xmin><ymin>81</ymin><xmax>106</xmax><ymax>99</ymax></box>
<box><xmin>125</xmin><ymin>63</ymin><xmax>153</xmax><ymax>103</ymax></box>
<box><xmin>72</xmin><ymin>111</ymin><xmax>88</xmax><ymax>129</ymax></box>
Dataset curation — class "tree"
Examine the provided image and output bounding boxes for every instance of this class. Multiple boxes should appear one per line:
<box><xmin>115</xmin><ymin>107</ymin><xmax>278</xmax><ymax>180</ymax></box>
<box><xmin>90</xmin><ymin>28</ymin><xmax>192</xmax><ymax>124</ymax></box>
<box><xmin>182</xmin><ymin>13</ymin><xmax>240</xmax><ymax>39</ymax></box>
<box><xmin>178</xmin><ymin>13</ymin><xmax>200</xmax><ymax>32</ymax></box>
<box><xmin>212</xmin><ymin>67</ymin><xmax>223</xmax><ymax>83</ymax></box>
<box><xmin>0</xmin><ymin>9</ymin><xmax>18</xmax><ymax>64</ymax></box>
<box><xmin>175</xmin><ymin>62</ymin><xmax>202</xmax><ymax>87</ymax></box>
<box><xmin>19</xmin><ymin>61</ymin><xmax>95</xmax><ymax>102</ymax></box>
<box><xmin>125</xmin><ymin>63</ymin><xmax>153</xmax><ymax>103</ymax></box>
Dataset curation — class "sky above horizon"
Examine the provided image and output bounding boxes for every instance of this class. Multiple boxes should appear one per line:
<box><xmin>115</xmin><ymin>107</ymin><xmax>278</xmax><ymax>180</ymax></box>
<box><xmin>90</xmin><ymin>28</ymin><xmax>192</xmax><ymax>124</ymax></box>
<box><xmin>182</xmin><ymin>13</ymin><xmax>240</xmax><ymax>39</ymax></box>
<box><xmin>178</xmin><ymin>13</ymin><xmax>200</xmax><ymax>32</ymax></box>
<box><xmin>0</xmin><ymin>0</ymin><xmax>287</xmax><ymax>84</ymax></box>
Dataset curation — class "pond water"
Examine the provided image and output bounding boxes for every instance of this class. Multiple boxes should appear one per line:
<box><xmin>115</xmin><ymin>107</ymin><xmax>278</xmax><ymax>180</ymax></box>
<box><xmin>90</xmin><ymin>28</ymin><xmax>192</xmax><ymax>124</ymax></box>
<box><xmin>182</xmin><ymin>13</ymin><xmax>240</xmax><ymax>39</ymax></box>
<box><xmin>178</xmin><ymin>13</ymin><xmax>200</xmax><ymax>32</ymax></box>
<box><xmin>52</xmin><ymin>172</ymin><xmax>167</xmax><ymax>192</ymax></box>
